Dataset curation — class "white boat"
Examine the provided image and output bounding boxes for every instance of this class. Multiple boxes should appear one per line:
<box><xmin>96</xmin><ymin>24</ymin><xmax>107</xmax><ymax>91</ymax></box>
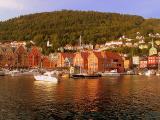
<box><xmin>156</xmin><ymin>73</ymin><xmax>160</xmax><ymax>76</ymax></box>
<box><xmin>2</xmin><ymin>69</ymin><xmax>10</xmax><ymax>75</ymax></box>
<box><xmin>22</xmin><ymin>69</ymin><xmax>40</xmax><ymax>75</ymax></box>
<box><xmin>34</xmin><ymin>72</ymin><xmax>58</xmax><ymax>83</ymax></box>
<box><xmin>156</xmin><ymin>71</ymin><xmax>160</xmax><ymax>76</ymax></box>
<box><xmin>100</xmin><ymin>70</ymin><xmax>120</xmax><ymax>77</ymax></box>
<box><xmin>144</xmin><ymin>70</ymin><xmax>155</xmax><ymax>76</ymax></box>
<box><xmin>10</xmin><ymin>70</ymin><xmax>22</xmax><ymax>76</ymax></box>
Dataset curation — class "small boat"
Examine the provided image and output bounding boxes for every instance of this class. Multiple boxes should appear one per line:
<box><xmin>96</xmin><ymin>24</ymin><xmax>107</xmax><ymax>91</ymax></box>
<box><xmin>156</xmin><ymin>73</ymin><xmax>160</xmax><ymax>76</ymax></box>
<box><xmin>2</xmin><ymin>69</ymin><xmax>10</xmax><ymax>75</ymax></box>
<box><xmin>138</xmin><ymin>72</ymin><xmax>143</xmax><ymax>75</ymax></box>
<box><xmin>126</xmin><ymin>70</ymin><xmax>135</xmax><ymax>75</ymax></box>
<box><xmin>100</xmin><ymin>70</ymin><xmax>120</xmax><ymax>77</ymax></box>
<box><xmin>61</xmin><ymin>73</ymin><xmax>70</xmax><ymax>78</ymax></box>
<box><xmin>10</xmin><ymin>70</ymin><xmax>21</xmax><ymax>76</ymax></box>
<box><xmin>0</xmin><ymin>70</ymin><xmax>5</xmax><ymax>76</ymax></box>
<box><xmin>156</xmin><ymin>71</ymin><xmax>160</xmax><ymax>76</ymax></box>
<box><xmin>144</xmin><ymin>70</ymin><xmax>155</xmax><ymax>76</ymax></box>
<box><xmin>34</xmin><ymin>71</ymin><xmax>58</xmax><ymax>83</ymax></box>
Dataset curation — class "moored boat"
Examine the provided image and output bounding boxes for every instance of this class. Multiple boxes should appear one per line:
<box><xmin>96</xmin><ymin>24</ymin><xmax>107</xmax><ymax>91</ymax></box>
<box><xmin>144</xmin><ymin>70</ymin><xmax>156</xmax><ymax>76</ymax></box>
<box><xmin>156</xmin><ymin>71</ymin><xmax>160</xmax><ymax>76</ymax></box>
<box><xmin>100</xmin><ymin>70</ymin><xmax>120</xmax><ymax>77</ymax></box>
<box><xmin>61</xmin><ymin>73</ymin><xmax>70</xmax><ymax>78</ymax></box>
<box><xmin>22</xmin><ymin>69</ymin><xmax>40</xmax><ymax>75</ymax></box>
<box><xmin>0</xmin><ymin>70</ymin><xmax>5</xmax><ymax>76</ymax></box>
<box><xmin>10</xmin><ymin>70</ymin><xmax>22</xmax><ymax>76</ymax></box>
<box><xmin>34</xmin><ymin>71</ymin><xmax>58</xmax><ymax>83</ymax></box>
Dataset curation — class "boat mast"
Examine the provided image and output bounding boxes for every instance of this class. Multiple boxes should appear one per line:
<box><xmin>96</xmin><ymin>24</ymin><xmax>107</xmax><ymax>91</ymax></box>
<box><xmin>79</xmin><ymin>35</ymin><xmax>82</xmax><ymax>74</ymax></box>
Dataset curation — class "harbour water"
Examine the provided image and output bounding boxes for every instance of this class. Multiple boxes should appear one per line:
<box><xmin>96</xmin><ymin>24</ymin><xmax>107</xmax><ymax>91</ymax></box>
<box><xmin>0</xmin><ymin>75</ymin><xmax>160</xmax><ymax>119</ymax></box>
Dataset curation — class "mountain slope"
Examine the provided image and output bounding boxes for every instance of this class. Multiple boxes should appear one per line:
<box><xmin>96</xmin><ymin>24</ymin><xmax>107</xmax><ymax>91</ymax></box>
<box><xmin>0</xmin><ymin>10</ymin><xmax>159</xmax><ymax>51</ymax></box>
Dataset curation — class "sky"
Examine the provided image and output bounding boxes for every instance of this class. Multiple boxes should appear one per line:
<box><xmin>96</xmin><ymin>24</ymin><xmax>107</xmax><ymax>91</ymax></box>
<box><xmin>0</xmin><ymin>0</ymin><xmax>159</xmax><ymax>21</ymax></box>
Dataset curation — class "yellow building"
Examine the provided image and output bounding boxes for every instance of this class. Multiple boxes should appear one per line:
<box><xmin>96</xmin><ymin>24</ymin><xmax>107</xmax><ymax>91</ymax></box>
<box><xmin>124</xmin><ymin>59</ymin><xmax>130</xmax><ymax>70</ymax></box>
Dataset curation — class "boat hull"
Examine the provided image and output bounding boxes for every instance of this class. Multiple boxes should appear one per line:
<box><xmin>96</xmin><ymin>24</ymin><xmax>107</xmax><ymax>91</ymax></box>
<box><xmin>101</xmin><ymin>73</ymin><xmax>120</xmax><ymax>77</ymax></box>
<box><xmin>0</xmin><ymin>71</ymin><xmax>5</xmax><ymax>76</ymax></box>
<box><xmin>34</xmin><ymin>75</ymin><xmax>58</xmax><ymax>82</ymax></box>
<box><xmin>71</xmin><ymin>74</ymin><xmax>101</xmax><ymax>79</ymax></box>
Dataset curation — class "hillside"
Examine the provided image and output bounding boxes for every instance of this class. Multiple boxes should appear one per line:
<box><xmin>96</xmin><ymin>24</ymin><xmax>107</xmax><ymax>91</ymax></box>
<box><xmin>0</xmin><ymin>10</ymin><xmax>160</xmax><ymax>52</ymax></box>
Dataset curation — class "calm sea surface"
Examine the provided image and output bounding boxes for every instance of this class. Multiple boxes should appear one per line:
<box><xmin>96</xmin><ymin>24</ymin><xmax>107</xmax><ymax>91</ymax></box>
<box><xmin>0</xmin><ymin>75</ymin><xmax>160</xmax><ymax>120</ymax></box>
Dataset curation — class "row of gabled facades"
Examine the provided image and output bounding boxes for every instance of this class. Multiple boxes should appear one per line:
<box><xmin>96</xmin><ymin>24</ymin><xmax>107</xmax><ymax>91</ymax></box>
<box><xmin>139</xmin><ymin>55</ymin><xmax>160</xmax><ymax>69</ymax></box>
<box><xmin>123</xmin><ymin>55</ymin><xmax>160</xmax><ymax>70</ymax></box>
<box><xmin>0</xmin><ymin>45</ymin><xmax>56</xmax><ymax>69</ymax></box>
<box><xmin>57</xmin><ymin>51</ymin><xmax>124</xmax><ymax>73</ymax></box>
<box><xmin>0</xmin><ymin>45</ymin><xmax>124</xmax><ymax>73</ymax></box>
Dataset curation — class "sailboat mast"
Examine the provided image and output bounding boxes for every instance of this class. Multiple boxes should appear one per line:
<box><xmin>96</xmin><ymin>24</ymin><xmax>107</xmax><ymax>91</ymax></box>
<box><xmin>79</xmin><ymin>35</ymin><xmax>82</xmax><ymax>73</ymax></box>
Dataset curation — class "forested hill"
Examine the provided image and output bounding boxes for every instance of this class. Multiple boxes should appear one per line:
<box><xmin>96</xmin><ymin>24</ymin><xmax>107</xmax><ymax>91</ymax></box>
<box><xmin>0</xmin><ymin>10</ymin><xmax>160</xmax><ymax>50</ymax></box>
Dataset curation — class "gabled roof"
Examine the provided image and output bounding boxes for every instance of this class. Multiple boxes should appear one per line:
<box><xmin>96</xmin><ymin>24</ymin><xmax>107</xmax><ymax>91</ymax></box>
<box><xmin>0</xmin><ymin>47</ymin><xmax>4</xmax><ymax>54</ymax></box>
<box><xmin>5</xmin><ymin>47</ymin><xmax>14</xmax><ymax>53</ymax></box>
<box><xmin>93</xmin><ymin>52</ymin><xmax>103</xmax><ymax>59</ymax></box>
<box><xmin>15</xmin><ymin>45</ymin><xmax>27</xmax><ymax>54</ymax></box>
<box><xmin>28</xmin><ymin>46</ymin><xmax>41</xmax><ymax>56</ymax></box>
<box><xmin>140</xmin><ymin>57</ymin><xmax>148</xmax><ymax>61</ymax></box>
<box><xmin>81</xmin><ymin>52</ymin><xmax>89</xmax><ymax>59</ymax></box>
<box><xmin>61</xmin><ymin>52</ymin><xmax>75</xmax><ymax>59</ymax></box>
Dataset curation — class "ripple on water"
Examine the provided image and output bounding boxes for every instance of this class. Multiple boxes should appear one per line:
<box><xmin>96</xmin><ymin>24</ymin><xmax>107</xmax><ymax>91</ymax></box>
<box><xmin>0</xmin><ymin>76</ymin><xmax>160</xmax><ymax>119</ymax></box>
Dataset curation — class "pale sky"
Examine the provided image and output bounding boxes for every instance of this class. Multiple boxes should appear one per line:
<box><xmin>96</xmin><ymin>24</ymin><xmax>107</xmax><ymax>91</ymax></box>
<box><xmin>0</xmin><ymin>0</ymin><xmax>159</xmax><ymax>21</ymax></box>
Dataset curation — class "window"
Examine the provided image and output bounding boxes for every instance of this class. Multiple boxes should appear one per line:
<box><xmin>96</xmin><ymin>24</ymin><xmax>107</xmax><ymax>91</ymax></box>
<box><xmin>113</xmin><ymin>59</ymin><xmax>118</xmax><ymax>62</ymax></box>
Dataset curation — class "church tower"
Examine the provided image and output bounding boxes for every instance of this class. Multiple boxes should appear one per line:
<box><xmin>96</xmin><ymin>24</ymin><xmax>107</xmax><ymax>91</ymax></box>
<box><xmin>149</xmin><ymin>40</ymin><xmax>157</xmax><ymax>56</ymax></box>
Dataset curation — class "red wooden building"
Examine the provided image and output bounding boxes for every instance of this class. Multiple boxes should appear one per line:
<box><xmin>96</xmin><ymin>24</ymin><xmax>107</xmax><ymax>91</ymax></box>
<box><xmin>88</xmin><ymin>51</ymin><xmax>104</xmax><ymax>73</ymax></box>
<box><xmin>41</xmin><ymin>56</ymin><xmax>56</xmax><ymax>69</ymax></box>
<box><xmin>87</xmin><ymin>51</ymin><xmax>124</xmax><ymax>73</ymax></box>
<box><xmin>57</xmin><ymin>53</ymin><xmax>75</xmax><ymax>67</ymax></box>
<box><xmin>28</xmin><ymin>47</ymin><xmax>42</xmax><ymax>68</ymax></box>
<box><xmin>14</xmin><ymin>46</ymin><xmax>28</xmax><ymax>68</ymax></box>
<box><xmin>4</xmin><ymin>47</ymin><xmax>15</xmax><ymax>68</ymax></box>
<box><xmin>139</xmin><ymin>58</ymin><xmax>148</xmax><ymax>69</ymax></box>
<box><xmin>148</xmin><ymin>55</ymin><xmax>159</xmax><ymax>68</ymax></box>
<box><xmin>73</xmin><ymin>51</ymin><xmax>89</xmax><ymax>72</ymax></box>
<box><xmin>103</xmin><ymin>51</ymin><xmax>124</xmax><ymax>73</ymax></box>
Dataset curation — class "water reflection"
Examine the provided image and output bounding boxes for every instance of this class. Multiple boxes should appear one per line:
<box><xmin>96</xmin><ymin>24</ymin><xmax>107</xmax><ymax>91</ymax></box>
<box><xmin>0</xmin><ymin>75</ymin><xmax>160</xmax><ymax>119</ymax></box>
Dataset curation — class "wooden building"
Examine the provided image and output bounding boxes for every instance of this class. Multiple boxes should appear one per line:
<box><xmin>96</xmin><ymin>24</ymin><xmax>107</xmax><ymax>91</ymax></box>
<box><xmin>28</xmin><ymin>47</ymin><xmax>42</xmax><ymax>68</ymax></box>
<box><xmin>14</xmin><ymin>46</ymin><xmax>28</xmax><ymax>68</ymax></box>
<box><xmin>57</xmin><ymin>53</ymin><xmax>75</xmax><ymax>67</ymax></box>
<box><xmin>73</xmin><ymin>51</ymin><xmax>89</xmax><ymax>72</ymax></box>
<box><xmin>88</xmin><ymin>51</ymin><xmax>104</xmax><ymax>73</ymax></box>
